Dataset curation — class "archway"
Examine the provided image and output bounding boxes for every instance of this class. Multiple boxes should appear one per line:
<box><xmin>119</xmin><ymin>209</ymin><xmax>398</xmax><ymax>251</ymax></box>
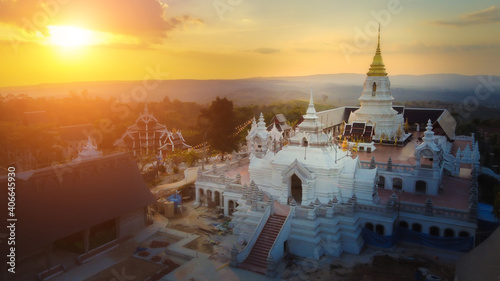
<box><xmin>291</xmin><ymin>174</ymin><xmax>302</xmax><ymax>205</ymax></box>
<box><xmin>416</xmin><ymin>180</ymin><xmax>427</xmax><ymax>194</ymax></box>
<box><xmin>207</xmin><ymin>190</ymin><xmax>212</xmax><ymax>204</ymax></box>
<box><xmin>393</xmin><ymin>178</ymin><xmax>403</xmax><ymax>190</ymax></box>
<box><xmin>375</xmin><ymin>224</ymin><xmax>385</xmax><ymax>235</ymax></box>
<box><xmin>228</xmin><ymin>200</ymin><xmax>235</xmax><ymax>216</ymax></box>
<box><xmin>459</xmin><ymin>231</ymin><xmax>470</xmax><ymax>237</ymax></box>
<box><xmin>198</xmin><ymin>189</ymin><xmax>205</xmax><ymax>205</ymax></box>
<box><xmin>399</xmin><ymin>221</ymin><xmax>409</xmax><ymax>229</ymax></box>
<box><xmin>412</xmin><ymin>223</ymin><xmax>422</xmax><ymax>233</ymax></box>
<box><xmin>444</xmin><ymin>228</ymin><xmax>455</xmax><ymax>237</ymax></box>
<box><xmin>365</xmin><ymin>223</ymin><xmax>374</xmax><ymax>231</ymax></box>
<box><xmin>214</xmin><ymin>191</ymin><xmax>221</xmax><ymax>207</ymax></box>
<box><xmin>378</xmin><ymin>176</ymin><xmax>386</xmax><ymax>188</ymax></box>
<box><xmin>430</xmin><ymin>226</ymin><xmax>440</xmax><ymax>236</ymax></box>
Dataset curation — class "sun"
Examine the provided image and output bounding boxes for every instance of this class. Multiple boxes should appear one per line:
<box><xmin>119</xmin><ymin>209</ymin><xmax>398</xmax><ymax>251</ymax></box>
<box><xmin>48</xmin><ymin>25</ymin><xmax>95</xmax><ymax>47</ymax></box>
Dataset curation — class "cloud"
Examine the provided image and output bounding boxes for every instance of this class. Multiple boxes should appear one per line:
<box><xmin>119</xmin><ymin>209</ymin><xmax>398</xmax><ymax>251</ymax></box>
<box><xmin>428</xmin><ymin>6</ymin><xmax>500</xmax><ymax>27</ymax></box>
<box><xmin>250</xmin><ymin>48</ymin><xmax>280</xmax><ymax>54</ymax></box>
<box><xmin>391</xmin><ymin>41</ymin><xmax>500</xmax><ymax>54</ymax></box>
<box><xmin>0</xmin><ymin>0</ymin><xmax>203</xmax><ymax>42</ymax></box>
<box><xmin>293</xmin><ymin>48</ymin><xmax>319</xmax><ymax>53</ymax></box>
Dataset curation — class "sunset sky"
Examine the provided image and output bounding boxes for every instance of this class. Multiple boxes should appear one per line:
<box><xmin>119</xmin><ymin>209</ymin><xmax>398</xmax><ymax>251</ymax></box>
<box><xmin>0</xmin><ymin>0</ymin><xmax>499</xmax><ymax>87</ymax></box>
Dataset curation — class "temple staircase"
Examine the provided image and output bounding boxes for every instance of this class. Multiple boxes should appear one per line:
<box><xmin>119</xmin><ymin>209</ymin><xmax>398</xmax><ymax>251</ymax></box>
<box><xmin>238</xmin><ymin>213</ymin><xmax>287</xmax><ymax>274</ymax></box>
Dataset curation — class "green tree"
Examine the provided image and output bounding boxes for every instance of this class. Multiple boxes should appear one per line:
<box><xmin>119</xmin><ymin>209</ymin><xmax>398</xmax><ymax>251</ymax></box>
<box><xmin>199</xmin><ymin>97</ymin><xmax>238</xmax><ymax>159</ymax></box>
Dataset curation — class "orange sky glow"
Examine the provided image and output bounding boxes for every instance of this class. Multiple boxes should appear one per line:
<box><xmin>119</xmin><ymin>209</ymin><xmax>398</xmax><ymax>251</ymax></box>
<box><xmin>0</xmin><ymin>0</ymin><xmax>499</xmax><ymax>87</ymax></box>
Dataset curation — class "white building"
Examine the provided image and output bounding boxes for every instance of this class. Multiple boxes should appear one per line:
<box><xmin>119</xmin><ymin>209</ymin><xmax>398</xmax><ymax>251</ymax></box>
<box><xmin>194</xmin><ymin>31</ymin><xmax>479</xmax><ymax>277</ymax></box>
<box><xmin>347</xmin><ymin>29</ymin><xmax>405</xmax><ymax>142</ymax></box>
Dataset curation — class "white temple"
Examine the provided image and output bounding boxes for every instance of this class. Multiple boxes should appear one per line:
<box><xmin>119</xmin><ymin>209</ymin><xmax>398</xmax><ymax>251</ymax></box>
<box><xmin>348</xmin><ymin>26</ymin><xmax>405</xmax><ymax>142</ymax></box>
<box><xmin>73</xmin><ymin>137</ymin><xmax>103</xmax><ymax>162</ymax></box>
<box><xmin>194</xmin><ymin>29</ymin><xmax>480</xmax><ymax>277</ymax></box>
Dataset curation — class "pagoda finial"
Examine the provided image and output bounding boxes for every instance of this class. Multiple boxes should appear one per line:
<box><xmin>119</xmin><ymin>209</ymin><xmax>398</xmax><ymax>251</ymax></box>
<box><xmin>309</xmin><ymin>86</ymin><xmax>314</xmax><ymax>104</ymax></box>
<box><xmin>144</xmin><ymin>102</ymin><xmax>149</xmax><ymax>113</ymax></box>
<box><xmin>306</xmin><ymin>87</ymin><xmax>317</xmax><ymax>116</ymax></box>
<box><xmin>87</xmin><ymin>136</ymin><xmax>93</xmax><ymax>147</ymax></box>
<box><xmin>376</xmin><ymin>23</ymin><xmax>381</xmax><ymax>55</ymax></box>
<box><xmin>367</xmin><ymin>24</ymin><xmax>387</xmax><ymax>77</ymax></box>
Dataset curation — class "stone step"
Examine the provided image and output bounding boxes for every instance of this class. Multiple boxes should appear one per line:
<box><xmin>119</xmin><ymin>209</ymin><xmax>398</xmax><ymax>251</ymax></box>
<box><xmin>245</xmin><ymin>255</ymin><xmax>267</xmax><ymax>265</ymax></box>
<box><xmin>261</xmin><ymin>227</ymin><xmax>281</xmax><ymax>232</ymax></box>
<box><xmin>254</xmin><ymin>241</ymin><xmax>274</xmax><ymax>248</ymax></box>
<box><xmin>256</xmin><ymin>236</ymin><xmax>277</xmax><ymax>242</ymax></box>
<box><xmin>256</xmin><ymin>241</ymin><xmax>273</xmax><ymax>246</ymax></box>
<box><xmin>251</xmin><ymin>248</ymin><xmax>270</xmax><ymax>256</ymax></box>
<box><xmin>240</xmin><ymin>212</ymin><xmax>289</xmax><ymax>275</ymax></box>
<box><xmin>262</xmin><ymin>225</ymin><xmax>282</xmax><ymax>229</ymax></box>
<box><xmin>260</xmin><ymin>232</ymin><xmax>280</xmax><ymax>236</ymax></box>
<box><xmin>248</xmin><ymin>255</ymin><xmax>268</xmax><ymax>263</ymax></box>
<box><xmin>262</xmin><ymin>227</ymin><xmax>280</xmax><ymax>231</ymax></box>
<box><xmin>238</xmin><ymin>262</ymin><xmax>266</xmax><ymax>275</ymax></box>
<box><xmin>267</xmin><ymin>220</ymin><xmax>285</xmax><ymax>224</ymax></box>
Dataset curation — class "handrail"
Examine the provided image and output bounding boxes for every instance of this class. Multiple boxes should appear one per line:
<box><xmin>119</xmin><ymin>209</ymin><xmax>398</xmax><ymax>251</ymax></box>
<box><xmin>236</xmin><ymin>204</ymin><xmax>271</xmax><ymax>263</ymax></box>
<box><xmin>268</xmin><ymin>206</ymin><xmax>292</xmax><ymax>262</ymax></box>
<box><xmin>398</xmin><ymin>202</ymin><xmax>470</xmax><ymax>219</ymax></box>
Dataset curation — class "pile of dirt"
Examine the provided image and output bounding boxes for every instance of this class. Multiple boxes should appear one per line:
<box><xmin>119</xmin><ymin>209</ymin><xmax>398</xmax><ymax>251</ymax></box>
<box><xmin>345</xmin><ymin>255</ymin><xmax>454</xmax><ymax>281</ymax></box>
<box><xmin>288</xmin><ymin>254</ymin><xmax>455</xmax><ymax>281</ymax></box>
<box><xmin>184</xmin><ymin>236</ymin><xmax>215</xmax><ymax>254</ymax></box>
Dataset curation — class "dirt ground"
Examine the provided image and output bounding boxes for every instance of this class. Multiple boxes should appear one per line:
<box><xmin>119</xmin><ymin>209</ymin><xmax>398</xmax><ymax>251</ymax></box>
<box><xmin>166</xmin><ymin>199</ymin><xmax>231</xmax><ymax>256</ymax></box>
<box><xmin>158</xmin><ymin>172</ymin><xmax>185</xmax><ymax>185</ymax></box>
<box><xmin>84</xmin><ymin>257</ymin><xmax>165</xmax><ymax>281</ymax></box>
<box><xmin>283</xmin><ymin>254</ymin><xmax>455</xmax><ymax>281</ymax></box>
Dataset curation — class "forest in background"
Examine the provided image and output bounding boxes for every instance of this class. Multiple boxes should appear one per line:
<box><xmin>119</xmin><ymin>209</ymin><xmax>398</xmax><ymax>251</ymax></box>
<box><xmin>0</xmin><ymin>91</ymin><xmax>499</xmax><ymax>173</ymax></box>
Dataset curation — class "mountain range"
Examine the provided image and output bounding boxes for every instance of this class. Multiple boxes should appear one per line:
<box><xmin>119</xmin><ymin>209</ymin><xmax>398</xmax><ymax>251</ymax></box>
<box><xmin>1</xmin><ymin>73</ymin><xmax>498</xmax><ymax>108</ymax></box>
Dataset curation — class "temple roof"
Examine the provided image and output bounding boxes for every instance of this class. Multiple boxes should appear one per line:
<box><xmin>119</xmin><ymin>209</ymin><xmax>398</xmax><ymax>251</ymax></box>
<box><xmin>0</xmin><ymin>153</ymin><xmax>155</xmax><ymax>257</ymax></box>
<box><xmin>317</xmin><ymin>106</ymin><xmax>456</xmax><ymax>140</ymax></box>
<box><xmin>114</xmin><ymin>104</ymin><xmax>190</xmax><ymax>151</ymax></box>
<box><xmin>58</xmin><ymin>124</ymin><xmax>93</xmax><ymax>142</ymax></box>
<box><xmin>22</xmin><ymin>111</ymin><xmax>54</xmax><ymax>126</ymax></box>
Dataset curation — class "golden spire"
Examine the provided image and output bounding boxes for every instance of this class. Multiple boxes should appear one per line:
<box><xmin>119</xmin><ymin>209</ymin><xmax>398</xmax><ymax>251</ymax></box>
<box><xmin>367</xmin><ymin>24</ymin><xmax>387</xmax><ymax>77</ymax></box>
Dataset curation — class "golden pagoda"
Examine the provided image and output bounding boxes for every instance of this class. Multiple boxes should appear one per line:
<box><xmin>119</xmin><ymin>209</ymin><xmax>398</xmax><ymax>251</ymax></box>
<box><xmin>367</xmin><ymin>25</ymin><xmax>387</xmax><ymax>77</ymax></box>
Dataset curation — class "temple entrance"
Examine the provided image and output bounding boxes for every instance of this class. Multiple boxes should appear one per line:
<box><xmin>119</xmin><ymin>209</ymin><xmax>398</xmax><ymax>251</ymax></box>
<box><xmin>291</xmin><ymin>174</ymin><xmax>302</xmax><ymax>205</ymax></box>
<box><xmin>228</xmin><ymin>200</ymin><xmax>235</xmax><ymax>216</ymax></box>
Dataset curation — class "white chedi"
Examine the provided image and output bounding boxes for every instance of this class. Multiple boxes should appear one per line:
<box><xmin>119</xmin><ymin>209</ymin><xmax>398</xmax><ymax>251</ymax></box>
<box><xmin>74</xmin><ymin>137</ymin><xmax>103</xmax><ymax>162</ymax></box>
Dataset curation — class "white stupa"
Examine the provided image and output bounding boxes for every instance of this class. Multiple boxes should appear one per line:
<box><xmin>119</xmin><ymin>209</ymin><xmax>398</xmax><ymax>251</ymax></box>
<box><xmin>347</xmin><ymin>26</ymin><xmax>404</xmax><ymax>141</ymax></box>
<box><xmin>74</xmin><ymin>137</ymin><xmax>103</xmax><ymax>162</ymax></box>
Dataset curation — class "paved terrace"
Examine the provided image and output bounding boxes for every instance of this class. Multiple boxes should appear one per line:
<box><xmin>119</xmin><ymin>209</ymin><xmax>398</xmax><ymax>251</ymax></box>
<box><xmin>377</xmin><ymin>175</ymin><xmax>471</xmax><ymax>210</ymax></box>
<box><xmin>225</xmin><ymin>163</ymin><xmax>250</xmax><ymax>185</ymax></box>
<box><xmin>220</xmin><ymin>133</ymin><xmax>472</xmax><ymax>211</ymax></box>
<box><xmin>354</xmin><ymin>131</ymin><xmax>423</xmax><ymax>165</ymax></box>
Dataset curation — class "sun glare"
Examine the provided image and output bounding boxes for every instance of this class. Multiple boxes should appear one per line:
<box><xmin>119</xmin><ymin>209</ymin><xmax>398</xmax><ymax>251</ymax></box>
<box><xmin>48</xmin><ymin>25</ymin><xmax>95</xmax><ymax>47</ymax></box>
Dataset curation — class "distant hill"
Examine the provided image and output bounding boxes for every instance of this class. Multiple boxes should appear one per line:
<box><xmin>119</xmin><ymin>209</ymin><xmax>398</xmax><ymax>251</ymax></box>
<box><xmin>1</xmin><ymin>73</ymin><xmax>498</xmax><ymax>107</ymax></box>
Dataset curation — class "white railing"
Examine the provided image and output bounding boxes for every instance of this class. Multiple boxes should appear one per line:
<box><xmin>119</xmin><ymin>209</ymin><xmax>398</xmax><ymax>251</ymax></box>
<box><xmin>455</xmin><ymin>135</ymin><xmax>472</xmax><ymax>141</ymax></box>
<box><xmin>197</xmin><ymin>157</ymin><xmax>250</xmax><ymax>184</ymax></box>
<box><xmin>360</xmin><ymin>161</ymin><xmax>415</xmax><ymax>172</ymax></box>
<box><xmin>236</xmin><ymin>204</ymin><xmax>271</xmax><ymax>263</ymax></box>
<box><xmin>398</xmin><ymin>202</ymin><xmax>469</xmax><ymax>220</ymax></box>
<box><xmin>197</xmin><ymin>173</ymin><xmax>228</xmax><ymax>184</ymax></box>
<box><xmin>355</xmin><ymin>204</ymin><xmax>389</xmax><ymax>215</ymax></box>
